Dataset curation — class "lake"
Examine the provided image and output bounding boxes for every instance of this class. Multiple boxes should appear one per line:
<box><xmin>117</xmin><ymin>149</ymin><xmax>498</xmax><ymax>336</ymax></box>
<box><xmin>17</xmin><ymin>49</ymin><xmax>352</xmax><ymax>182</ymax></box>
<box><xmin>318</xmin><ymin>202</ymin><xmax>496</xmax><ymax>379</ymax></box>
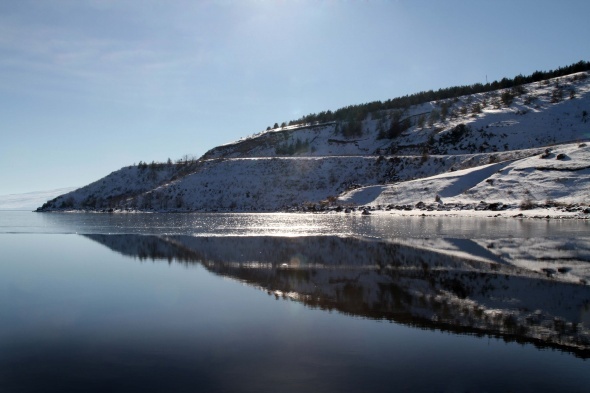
<box><xmin>1</xmin><ymin>211</ymin><xmax>589</xmax><ymax>392</ymax></box>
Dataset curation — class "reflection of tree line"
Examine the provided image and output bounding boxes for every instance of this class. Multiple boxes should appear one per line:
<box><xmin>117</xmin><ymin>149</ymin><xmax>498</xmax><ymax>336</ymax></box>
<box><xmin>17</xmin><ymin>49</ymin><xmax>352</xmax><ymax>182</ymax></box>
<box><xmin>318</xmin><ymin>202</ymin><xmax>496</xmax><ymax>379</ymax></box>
<box><xmin>84</xmin><ymin>234</ymin><xmax>590</xmax><ymax>358</ymax></box>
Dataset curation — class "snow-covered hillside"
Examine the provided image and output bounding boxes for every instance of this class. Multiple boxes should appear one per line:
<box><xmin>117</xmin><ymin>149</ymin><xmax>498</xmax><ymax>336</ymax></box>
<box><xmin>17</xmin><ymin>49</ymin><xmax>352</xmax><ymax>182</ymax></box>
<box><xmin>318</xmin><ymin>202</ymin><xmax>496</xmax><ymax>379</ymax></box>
<box><xmin>37</xmin><ymin>163</ymin><xmax>187</xmax><ymax>211</ymax></box>
<box><xmin>37</xmin><ymin>71</ymin><xmax>590</xmax><ymax>215</ymax></box>
<box><xmin>340</xmin><ymin>142</ymin><xmax>590</xmax><ymax>216</ymax></box>
<box><xmin>203</xmin><ymin>72</ymin><xmax>590</xmax><ymax>158</ymax></box>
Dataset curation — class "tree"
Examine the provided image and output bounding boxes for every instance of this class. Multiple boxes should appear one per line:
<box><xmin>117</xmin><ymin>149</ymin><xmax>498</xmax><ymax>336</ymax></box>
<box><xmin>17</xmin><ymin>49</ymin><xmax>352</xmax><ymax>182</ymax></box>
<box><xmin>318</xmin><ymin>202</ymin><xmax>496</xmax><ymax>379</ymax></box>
<box><xmin>428</xmin><ymin>109</ymin><xmax>440</xmax><ymax>126</ymax></box>
<box><xmin>440</xmin><ymin>102</ymin><xmax>450</xmax><ymax>120</ymax></box>
<box><xmin>387</xmin><ymin>117</ymin><xmax>410</xmax><ymax>138</ymax></box>
<box><xmin>341</xmin><ymin>121</ymin><xmax>362</xmax><ymax>137</ymax></box>
<box><xmin>278</xmin><ymin>61</ymin><xmax>590</xmax><ymax>129</ymax></box>
<box><xmin>141</xmin><ymin>193</ymin><xmax>153</xmax><ymax>209</ymax></box>
<box><xmin>417</xmin><ymin>114</ymin><xmax>426</xmax><ymax>129</ymax></box>
<box><xmin>174</xmin><ymin>195</ymin><xmax>184</xmax><ymax>208</ymax></box>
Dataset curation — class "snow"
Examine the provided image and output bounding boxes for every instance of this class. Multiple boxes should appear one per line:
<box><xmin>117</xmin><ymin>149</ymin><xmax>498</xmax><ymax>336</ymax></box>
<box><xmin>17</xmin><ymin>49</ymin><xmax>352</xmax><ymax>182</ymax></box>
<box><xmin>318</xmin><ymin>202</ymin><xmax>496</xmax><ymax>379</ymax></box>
<box><xmin>203</xmin><ymin>72</ymin><xmax>590</xmax><ymax>159</ymax></box>
<box><xmin>339</xmin><ymin>161</ymin><xmax>512</xmax><ymax>205</ymax></box>
<box><xmin>339</xmin><ymin>142</ymin><xmax>590</xmax><ymax>216</ymax></box>
<box><xmin>36</xmin><ymin>72</ymin><xmax>590</xmax><ymax>216</ymax></box>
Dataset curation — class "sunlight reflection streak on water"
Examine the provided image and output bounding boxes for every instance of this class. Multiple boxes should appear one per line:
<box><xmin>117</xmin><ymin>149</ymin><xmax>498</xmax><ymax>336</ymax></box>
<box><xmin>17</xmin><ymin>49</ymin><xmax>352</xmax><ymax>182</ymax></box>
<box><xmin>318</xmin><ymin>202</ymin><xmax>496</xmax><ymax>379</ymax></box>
<box><xmin>0</xmin><ymin>211</ymin><xmax>589</xmax><ymax>240</ymax></box>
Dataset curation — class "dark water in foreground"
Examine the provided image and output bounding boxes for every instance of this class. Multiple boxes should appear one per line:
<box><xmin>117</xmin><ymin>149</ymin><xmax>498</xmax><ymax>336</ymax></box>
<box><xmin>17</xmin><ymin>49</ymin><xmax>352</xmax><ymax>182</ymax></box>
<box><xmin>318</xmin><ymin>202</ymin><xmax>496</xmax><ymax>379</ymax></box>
<box><xmin>1</xmin><ymin>212</ymin><xmax>589</xmax><ymax>392</ymax></box>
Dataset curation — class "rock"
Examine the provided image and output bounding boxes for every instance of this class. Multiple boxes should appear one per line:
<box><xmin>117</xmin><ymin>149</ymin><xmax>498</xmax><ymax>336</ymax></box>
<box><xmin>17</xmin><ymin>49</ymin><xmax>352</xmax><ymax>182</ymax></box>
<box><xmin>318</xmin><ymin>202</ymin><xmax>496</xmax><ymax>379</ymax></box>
<box><xmin>542</xmin><ymin>268</ymin><xmax>556</xmax><ymax>277</ymax></box>
<box><xmin>475</xmin><ymin>201</ymin><xmax>489</xmax><ymax>211</ymax></box>
<box><xmin>488</xmin><ymin>202</ymin><xmax>504</xmax><ymax>211</ymax></box>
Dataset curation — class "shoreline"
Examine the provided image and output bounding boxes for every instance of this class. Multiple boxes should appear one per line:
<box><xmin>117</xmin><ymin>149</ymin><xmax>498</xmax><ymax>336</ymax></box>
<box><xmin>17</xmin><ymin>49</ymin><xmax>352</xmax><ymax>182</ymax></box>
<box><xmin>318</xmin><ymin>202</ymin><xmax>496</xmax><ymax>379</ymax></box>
<box><xmin>34</xmin><ymin>206</ymin><xmax>590</xmax><ymax>220</ymax></box>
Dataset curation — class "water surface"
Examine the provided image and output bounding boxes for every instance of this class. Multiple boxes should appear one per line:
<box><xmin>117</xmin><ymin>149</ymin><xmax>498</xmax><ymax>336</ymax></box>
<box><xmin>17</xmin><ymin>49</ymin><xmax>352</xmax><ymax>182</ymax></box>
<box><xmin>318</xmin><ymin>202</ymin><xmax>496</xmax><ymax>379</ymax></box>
<box><xmin>1</xmin><ymin>212</ymin><xmax>589</xmax><ymax>392</ymax></box>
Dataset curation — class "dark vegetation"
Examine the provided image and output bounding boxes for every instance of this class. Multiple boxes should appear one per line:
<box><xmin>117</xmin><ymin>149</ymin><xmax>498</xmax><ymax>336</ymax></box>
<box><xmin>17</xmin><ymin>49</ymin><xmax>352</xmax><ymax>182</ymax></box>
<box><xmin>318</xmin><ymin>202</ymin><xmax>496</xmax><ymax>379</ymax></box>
<box><xmin>275</xmin><ymin>138</ymin><xmax>312</xmax><ymax>155</ymax></box>
<box><xmin>270</xmin><ymin>61</ymin><xmax>590</xmax><ymax>129</ymax></box>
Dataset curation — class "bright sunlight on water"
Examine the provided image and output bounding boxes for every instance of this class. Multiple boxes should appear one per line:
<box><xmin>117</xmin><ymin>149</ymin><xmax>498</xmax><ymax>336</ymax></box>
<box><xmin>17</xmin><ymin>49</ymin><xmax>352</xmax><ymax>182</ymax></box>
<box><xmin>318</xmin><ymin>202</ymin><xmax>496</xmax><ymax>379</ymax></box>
<box><xmin>1</xmin><ymin>211</ymin><xmax>589</xmax><ymax>392</ymax></box>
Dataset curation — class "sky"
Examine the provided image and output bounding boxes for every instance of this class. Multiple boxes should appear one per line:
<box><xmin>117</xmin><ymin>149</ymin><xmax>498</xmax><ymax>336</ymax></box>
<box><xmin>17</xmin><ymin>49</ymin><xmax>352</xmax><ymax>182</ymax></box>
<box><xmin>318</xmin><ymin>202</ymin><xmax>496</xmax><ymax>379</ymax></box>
<box><xmin>1</xmin><ymin>0</ymin><xmax>589</xmax><ymax>195</ymax></box>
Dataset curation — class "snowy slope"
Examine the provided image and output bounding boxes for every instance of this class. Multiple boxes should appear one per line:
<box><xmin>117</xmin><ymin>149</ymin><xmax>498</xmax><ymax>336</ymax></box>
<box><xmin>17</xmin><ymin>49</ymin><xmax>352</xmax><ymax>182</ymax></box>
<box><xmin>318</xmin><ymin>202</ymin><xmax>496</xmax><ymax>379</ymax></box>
<box><xmin>37</xmin><ymin>163</ymin><xmax>188</xmax><ymax>211</ymax></box>
<box><xmin>203</xmin><ymin>72</ymin><xmax>590</xmax><ymax>159</ymax></box>
<box><xmin>37</xmin><ymin>72</ymin><xmax>590</xmax><ymax>214</ymax></box>
<box><xmin>39</xmin><ymin>151</ymin><xmax>536</xmax><ymax>212</ymax></box>
<box><xmin>339</xmin><ymin>142</ymin><xmax>590</xmax><ymax>213</ymax></box>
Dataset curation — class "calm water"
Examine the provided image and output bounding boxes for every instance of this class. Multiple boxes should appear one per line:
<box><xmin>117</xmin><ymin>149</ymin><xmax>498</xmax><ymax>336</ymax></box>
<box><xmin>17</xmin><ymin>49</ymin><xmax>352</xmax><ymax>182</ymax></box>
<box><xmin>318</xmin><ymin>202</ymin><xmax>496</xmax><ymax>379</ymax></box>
<box><xmin>1</xmin><ymin>211</ymin><xmax>589</xmax><ymax>392</ymax></box>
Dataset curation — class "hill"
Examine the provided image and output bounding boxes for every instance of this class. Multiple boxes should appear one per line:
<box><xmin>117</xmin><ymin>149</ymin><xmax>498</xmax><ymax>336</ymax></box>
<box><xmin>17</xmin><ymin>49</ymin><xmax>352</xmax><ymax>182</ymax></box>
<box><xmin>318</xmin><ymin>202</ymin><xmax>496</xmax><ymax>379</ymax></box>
<box><xmin>340</xmin><ymin>142</ymin><xmax>590</xmax><ymax>218</ymax></box>
<box><xmin>36</xmin><ymin>68</ymin><xmax>590</xmax><ymax>217</ymax></box>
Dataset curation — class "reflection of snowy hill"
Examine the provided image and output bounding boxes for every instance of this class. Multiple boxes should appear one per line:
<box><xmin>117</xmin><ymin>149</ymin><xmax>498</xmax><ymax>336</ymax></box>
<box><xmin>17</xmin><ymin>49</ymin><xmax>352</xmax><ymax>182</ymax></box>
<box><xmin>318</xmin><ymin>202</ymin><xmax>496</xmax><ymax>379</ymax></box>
<box><xmin>39</xmin><ymin>71</ymin><xmax>590</xmax><ymax>214</ymax></box>
<box><xmin>85</xmin><ymin>234</ymin><xmax>590</xmax><ymax>357</ymax></box>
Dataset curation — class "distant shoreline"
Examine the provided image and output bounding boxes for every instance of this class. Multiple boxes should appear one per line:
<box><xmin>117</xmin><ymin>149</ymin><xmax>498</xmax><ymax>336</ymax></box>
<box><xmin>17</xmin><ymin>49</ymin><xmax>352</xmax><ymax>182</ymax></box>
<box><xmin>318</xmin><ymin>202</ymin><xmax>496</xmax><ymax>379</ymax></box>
<box><xmin>32</xmin><ymin>206</ymin><xmax>590</xmax><ymax>220</ymax></box>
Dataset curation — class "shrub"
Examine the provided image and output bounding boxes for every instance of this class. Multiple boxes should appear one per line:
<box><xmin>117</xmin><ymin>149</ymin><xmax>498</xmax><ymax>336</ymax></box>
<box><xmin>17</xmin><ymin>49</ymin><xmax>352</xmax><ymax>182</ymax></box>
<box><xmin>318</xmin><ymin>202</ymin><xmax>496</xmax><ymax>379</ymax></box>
<box><xmin>60</xmin><ymin>196</ymin><xmax>75</xmax><ymax>209</ymax></box>
<box><xmin>420</xmin><ymin>150</ymin><xmax>429</xmax><ymax>163</ymax></box>
<box><xmin>551</xmin><ymin>86</ymin><xmax>563</xmax><ymax>103</ymax></box>
<box><xmin>501</xmin><ymin>91</ymin><xmax>514</xmax><ymax>106</ymax></box>
<box><xmin>511</xmin><ymin>85</ymin><xmax>527</xmax><ymax>96</ymax></box>
<box><xmin>520</xmin><ymin>198</ymin><xmax>535</xmax><ymax>210</ymax></box>
<box><xmin>439</xmin><ymin>123</ymin><xmax>471</xmax><ymax>145</ymax></box>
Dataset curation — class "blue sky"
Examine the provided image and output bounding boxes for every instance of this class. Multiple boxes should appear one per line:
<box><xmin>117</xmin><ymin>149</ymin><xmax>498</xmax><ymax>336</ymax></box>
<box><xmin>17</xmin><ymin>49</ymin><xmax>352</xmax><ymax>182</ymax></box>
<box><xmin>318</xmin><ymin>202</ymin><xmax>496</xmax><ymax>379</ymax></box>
<box><xmin>1</xmin><ymin>0</ymin><xmax>589</xmax><ymax>195</ymax></box>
